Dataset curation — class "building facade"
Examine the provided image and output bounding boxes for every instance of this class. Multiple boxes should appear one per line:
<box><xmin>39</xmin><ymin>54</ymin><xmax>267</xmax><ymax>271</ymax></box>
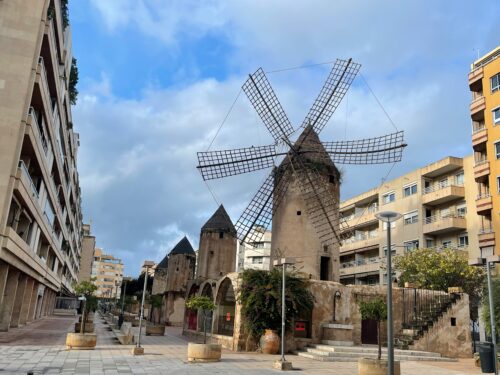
<box><xmin>91</xmin><ymin>248</ymin><xmax>123</xmax><ymax>299</ymax></box>
<box><xmin>241</xmin><ymin>229</ymin><xmax>272</xmax><ymax>271</ymax></box>
<box><xmin>469</xmin><ymin>46</ymin><xmax>500</xmax><ymax>257</ymax></box>
<box><xmin>78</xmin><ymin>223</ymin><xmax>95</xmax><ymax>282</ymax></box>
<box><xmin>339</xmin><ymin>155</ymin><xmax>480</xmax><ymax>285</ymax></box>
<box><xmin>0</xmin><ymin>0</ymin><xmax>83</xmax><ymax>331</ymax></box>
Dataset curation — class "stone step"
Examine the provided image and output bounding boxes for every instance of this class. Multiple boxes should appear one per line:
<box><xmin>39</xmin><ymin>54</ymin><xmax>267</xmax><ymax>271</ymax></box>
<box><xmin>320</xmin><ymin>340</ymin><xmax>354</xmax><ymax>347</ymax></box>
<box><xmin>297</xmin><ymin>351</ymin><xmax>456</xmax><ymax>362</ymax></box>
<box><xmin>314</xmin><ymin>344</ymin><xmax>441</xmax><ymax>358</ymax></box>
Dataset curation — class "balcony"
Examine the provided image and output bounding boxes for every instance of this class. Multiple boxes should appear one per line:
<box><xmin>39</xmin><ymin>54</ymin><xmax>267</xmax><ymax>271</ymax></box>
<box><xmin>341</xmin><ymin>207</ymin><xmax>378</xmax><ymax>230</ymax></box>
<box><xmin>26</xmin><ymin>107</ymin><xmax>54</xmax><ymax>171</ymax></box>
<box><xmin>468</xmin><ymin>67</ymin><xmax>484</xmax><ymax>88</ymax></box>
<box><xmin>470</xmin><ymin>96</ymin><xmax>486</xmax><ymax>119</ymax></box>
<box><xmin>474</xmin><ymin>160</ymin><xmax>490</xmax><ymax>181</ymax></box>
<box><xmin>340</xmin><ymin>258</ymin><xmax>380</xmax><ymax>276</ymax></box>
<box><xmin>478</xmin><ymin>229</ymin><xmax>495</xmax><ymax>248</ymax></box>
<box><xmin>421</xmin><ymin>157</ymin><xmax>463</xmax><ymax>178</ymax></box>
<box><xmin>476</xmin><ymin>194</ymin><xmax>493</xmax><ymax>215</ymax></box>
<box><xmin>472</xmin><ymin>127</ymin><xmax>487</xmax><ymax>150</ymax></box>
<box><xmin>422</xmin><ymin>184</ymin><xmax>464</xmax><ymax>206</ymax></box>
<box><xmin>341</xmin><ymin>234</ymin><xmax>379</xmax><ymax>253</ymax></box>
<box><xmin>422</xmin><ymin>214</ymin><xmax>467</xmax><ymax>235</ymax></box>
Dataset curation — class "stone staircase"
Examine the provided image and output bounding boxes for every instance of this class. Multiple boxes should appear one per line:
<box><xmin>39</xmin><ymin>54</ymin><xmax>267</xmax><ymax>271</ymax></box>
<box><xmin>297</xmin><ymin>341</ymin><xmax>456</xmax><ymax>362</ymax></box>
<box><xmin>395</xmin><ymin>292</ymin><xmax>461</xmax><ymax>350</ymax></box>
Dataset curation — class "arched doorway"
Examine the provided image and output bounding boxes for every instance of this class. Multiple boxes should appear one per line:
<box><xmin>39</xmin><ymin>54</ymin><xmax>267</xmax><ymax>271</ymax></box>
<box><xmin>184</xmin><ymin>284</ymin><xmax>199</xmax><ymax>330</ymax></box>
<box><xmin>198</xmin><ymin>283</ymin><xmax>214</xmax><ymax>333</ymax></box>
<box><xmin>215</xmin><ymin>278</ymin><xmax>235</xmax><ymax>336</ymax></box>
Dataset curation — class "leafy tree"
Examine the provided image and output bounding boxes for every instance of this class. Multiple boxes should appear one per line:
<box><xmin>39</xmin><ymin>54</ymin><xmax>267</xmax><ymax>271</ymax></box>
<box><xmin>358</xmin><ymin>298</ymin><xmax>387</xmax><ymax>360</ymax></box>
<box><xmin>69</xmin><ymin>58</ymin><xmax>78</xmax><ymax>105</ymax></box>
<box><xmin>73</xmin><ymin>280</ymin><xmax>97</xmax><ymax>332</ymax></box>
<box><xmin>481</xmin><ymin>277</ymin><xmax>500</xmax><ymax>337</ymax></box>
<box><xmin>239</xmin><ymin>269</ymin><xmax>314</xmax><ymax>341</ymax></box>
<box><xmin>186</xmin><ymin>296</ymin><xmax>215</xmax><ymax>344</ymax></box>
<box><xmin>149</xmin><ymin>294</ymin><xmax>163</xmax><ymax>324</ymax></box>
<box><xmin>394</xmin><ymin>248</ymin><xmax>484</xmax><ymax>318</ymax></box>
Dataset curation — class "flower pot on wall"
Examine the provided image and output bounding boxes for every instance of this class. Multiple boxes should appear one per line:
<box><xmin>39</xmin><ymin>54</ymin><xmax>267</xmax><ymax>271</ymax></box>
<box><xmin>358</xmin><ymin>358</ymin><xmax>400</xmax><ymax>375</ymax></box>
<box><xmin>187</xmin><ymin>343</ymin><xmax>222</xmax><ymax>362</ymax></box>
<box><xmin>260</xmin><ymin>329</ymin><xmax>280</xmax><ymax>354</ymax></box>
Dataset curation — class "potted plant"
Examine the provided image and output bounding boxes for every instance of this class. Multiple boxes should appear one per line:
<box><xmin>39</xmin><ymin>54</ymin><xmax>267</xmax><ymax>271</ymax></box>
<box><xmin>239</xmin><ymin>269</ymin><xmax>314</xmax><ymax>354</ymax></box>
<box><xmin>357</xmin><ymin>298</ymin><xmax>400</xmax><ymax>375</ymax></box>
<box><xmin>66</xmin><ymin>280</ymin><xmax>98</xmax><ymax>349</ymax></box>
<box><xmin>146</xmin><ymin>294</ymin><xmax>165</xmax><ymax>336</ymax></box>
<box><xmin>185</xmin><ymin>296</ymin><xmax>220</xmax><ymax>362</ymax></box>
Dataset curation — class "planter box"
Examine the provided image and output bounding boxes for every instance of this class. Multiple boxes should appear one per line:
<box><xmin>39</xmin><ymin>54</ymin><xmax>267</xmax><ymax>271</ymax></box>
<box><xmin>358</xmin><ymin>358</ymin><xmax>400</xmax><ymax>375</ymax></box>
<box><xmin>131</xmin><ymin>319</ymin><xmax>140</xmax><ymax>327</ymax></box>
<box><xmin>66</xmin><ymin>333</ymin><xmax>97</xmax><ymax>350</ymax></box>
<box><xmin>187</xmin><ymin>343</ymin><xmax>222</xmax><ymax>362</ymax></box>
<box><xmin>124</xmin><ymin>315</ymin><xmax>138</xmax><ymax>322</ymax></box>
<box><xmin>74</xmin><ymin>322</ymin><xmax>94</xmax><ymax>333</ymax></box>
<box><xmin>146</xmin><ymin>325</ymin><xmax>165</xmax><ymax>336</ymax></box>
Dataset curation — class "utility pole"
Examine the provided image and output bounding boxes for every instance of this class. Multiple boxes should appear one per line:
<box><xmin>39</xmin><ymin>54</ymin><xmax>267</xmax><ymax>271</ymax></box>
<box><xmin>132</xmin><ymin>260</ymin><xmax>154</xmax><ymax>355</ymax></box>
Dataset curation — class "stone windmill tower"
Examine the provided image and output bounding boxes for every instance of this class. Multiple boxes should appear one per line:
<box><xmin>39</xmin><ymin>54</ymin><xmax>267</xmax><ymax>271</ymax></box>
<box><xmin>196</xmin><ymin>205</ymin><xmax>237</xmax><ymax>280</ymax></box>
<box><xmin>196</xmin><ymin>59</ymin><xmax>406</xmax><ymax>281</ymax></box>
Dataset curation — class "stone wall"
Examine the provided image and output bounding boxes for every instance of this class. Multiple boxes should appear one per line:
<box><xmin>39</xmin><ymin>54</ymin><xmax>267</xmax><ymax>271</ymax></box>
<box><xmin>196</xmin><ymin>231</ymin><xmax>237</xmax><ymax>280</ymax></box>
<box><xmin>152</xmin><ymin>268</ymin><xmax>168</xmax><ymax>295</ymax></box>
<box><xmin>166</xmin><ymin>254</ymin><xmax>195</xmax><ymax>293</ymax></box>
<box><xmin>410</xmin><ymin>293</ymin><xmax>472</xmax><ymax>358</ymax></box>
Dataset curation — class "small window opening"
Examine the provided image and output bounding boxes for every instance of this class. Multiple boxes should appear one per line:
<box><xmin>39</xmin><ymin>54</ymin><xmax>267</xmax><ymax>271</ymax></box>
<box><xmin>323</xmin><ymin>245</ymin><xmax>328</xmax><ymax>253</ymax></box>
<box><xmin>176</xmin><ymin>267</ymin><xmax>179</xmax><ymax>271</ymax></box>
<box><xmin>297</xmin><ymin>211</ymin><xmax>302</xmax><ymax>216</ymax></box>
<box><xmin>219</xmin><ymin>232</ymin><xmax>224</xmax><ymax>239</ymax></box>
<box><xmin>329</xmin><ymin>175</ymin><xmax>335</xmax><ymax>184</ymax></box>
<box><xmin>451</xmin><ymin>317</ymin><xmax>456</xmax><ymax>326</ymax></box>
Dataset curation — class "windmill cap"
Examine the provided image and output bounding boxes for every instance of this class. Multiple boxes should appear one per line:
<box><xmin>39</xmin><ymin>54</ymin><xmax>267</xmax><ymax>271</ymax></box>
<box><xmin>170</xmin><ymin>236</ymin><xmax>196</xmax><ymax>256</ymax></box>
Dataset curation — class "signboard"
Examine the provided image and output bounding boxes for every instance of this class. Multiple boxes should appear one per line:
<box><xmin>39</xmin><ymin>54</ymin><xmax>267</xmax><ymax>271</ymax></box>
<box><xmin>226</xmin><ymin>312</ymin><xmax>231</xmax><ymax>321</ymax></box>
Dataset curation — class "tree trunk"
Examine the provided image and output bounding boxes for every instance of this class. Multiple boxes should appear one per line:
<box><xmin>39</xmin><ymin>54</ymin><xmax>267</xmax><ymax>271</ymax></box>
<box><xmin>203</xmin><ymin>310</ymin><xmax>207</xmax><ymax>344</ymax></box>
<box><xmin>377</xmin><ymin>320</ymin><xmax>381</xmax><ymax>360</ymax></box>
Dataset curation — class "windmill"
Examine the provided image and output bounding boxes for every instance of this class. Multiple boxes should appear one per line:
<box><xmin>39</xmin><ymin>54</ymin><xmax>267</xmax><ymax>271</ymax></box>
<box><xmin>197</xmin><ymin>59</ymin><xmax>406</xmax><ymax>278</ymax></box>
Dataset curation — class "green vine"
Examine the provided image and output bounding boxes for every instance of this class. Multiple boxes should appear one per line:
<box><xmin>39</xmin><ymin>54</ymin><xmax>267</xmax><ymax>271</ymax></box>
<box><xmin>69</xmin><ymin>57</ymin><xmax>78</xmax><ymax>105</ymax></box>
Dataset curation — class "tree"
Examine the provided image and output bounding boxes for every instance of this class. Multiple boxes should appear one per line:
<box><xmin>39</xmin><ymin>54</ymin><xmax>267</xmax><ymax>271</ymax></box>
<box><xmin>149</xmin><ymin>294</ymin><xmax>163</xmax><ymax>325</ymax></box>
<box><xmin>186</xmin><ymin>296</ymin><xmax>215</xmax><ymax>344</ymax></box>
<box><xmin>358</xmin><ymin>298</ymin><xmax>387</xmax><ymax>360</ymax></box>
<box><xmin>481</xmin><ymin>277</ymin><xmax>500</xmax><ymax>337</ymax></box>
<box><xmin>239</xmin><ymin>269</ymin><xmax>314</xmax><ymax>341</ymax></box>
<box><xmin>69</xmin><ymin>58</ymin><xmax>78</xmax><ymax>105</ymax></box>
<box><xmin>73</xmin><ymin>280</ymin><xmax>97</xmax><ymax>333</ymax></box>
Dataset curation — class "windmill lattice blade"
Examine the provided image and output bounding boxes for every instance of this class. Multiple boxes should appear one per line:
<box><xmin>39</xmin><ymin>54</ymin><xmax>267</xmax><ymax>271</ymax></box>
<box><xmin>293</xmin><ymin>158</ymin><xmax>350</xmax><ymax>248</ymax></box>
<box><xmin>323</xmin><ymin>131</ymin><xmax>406</xmax><ymax>164</ymax></box>
<box><xmin>243</xmin><ymin>68</ymin><xmax>294</xmax><ymax>144</ymax></box>
<box><xmin>302</xmin><ymin>58</ymin><xmax>361</xmax><ymax>134</ymax></box>
<box><xmin>235</xmin><ymin>169</ymin><xmax>290</xmax><ymax>245</ymax></box>
<box><xmin>197</xmin><ymin>145</ymin><xmax>279</xmax><ymax>180</ymax></box>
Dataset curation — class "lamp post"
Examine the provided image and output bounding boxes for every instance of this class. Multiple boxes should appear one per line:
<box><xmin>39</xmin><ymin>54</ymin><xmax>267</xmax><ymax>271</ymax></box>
<box><xmin>469</xmin><ymin>254</ymin><xmax>500</xmax><ymax>375</ymax></box>
<box><xmin>272</xmin><ymin>257</ymin><xmax>295</xmax><ymax>371</ymax></box>
<box><xmin>375</xmin><ymin>211</ymin><xmax>402</xmax><ymax>375</ymax></box>
<box><xmin>118</xmin><ymin>277</ymin><xmax>132</xmax><ymax>329</ymax></box>
<box><xmin>132</xmin><ymin>260</ymin><xmax>155</xmax><ymax>356</ymax></box>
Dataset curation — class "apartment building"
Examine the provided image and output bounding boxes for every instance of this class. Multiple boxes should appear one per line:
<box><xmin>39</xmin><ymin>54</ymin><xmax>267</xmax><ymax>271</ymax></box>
<box><xmin>78</xmin><ymin>223</ymin><xmax>95</xmax><ymax>282</ymax></box>
<box><xmin>241</xmin><ymin>229</ymin><xmax>272</xmax><ymax>271</ymax></box>
<box><xmin>469</xmin><ymin>46</ymin><xmax>500</xmax><ymax>257</ymax></box>
<box><xmin>91</xmin><ymin>248</ymin><xmax>123</xmax><ymax>299</ymax></box>
<box><xmin>0</xmin><ymin>0</ymin><xmax>83</xmax><ymax>331</ymax></box>
<box><xmin>339</xmin><ymin>155</ymin><xmax>479</xmax><ymax>285</ymax></box>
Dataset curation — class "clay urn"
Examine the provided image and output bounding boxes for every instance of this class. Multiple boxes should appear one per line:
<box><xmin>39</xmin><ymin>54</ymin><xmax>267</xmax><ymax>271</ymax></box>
<box><xmin>260</xmin><ymin>329</ymin><xmax>280</xmax><ymax>354</ymax></box>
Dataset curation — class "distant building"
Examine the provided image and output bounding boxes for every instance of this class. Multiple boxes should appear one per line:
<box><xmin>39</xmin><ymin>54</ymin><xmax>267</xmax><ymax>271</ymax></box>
<box><xmin>140</xmin><ymin>262</ymin><xmax>157</xmax><ymax>277</ymax></box>
<box><xmin>91</xmin><ymin>248</ymin><xmax>123</xmax><ymax>299</ymax></box>
<box><xmin>241</xmin><ymin>228</ymin><xmax>272</xmax><ymax>271</ymax></box>
<box><xmin>468</xmin><ymin>46</ymin><xmax>500</xmax><ymax>257</ymax></box>
<box><xmin>78</xmin><ymin>223</ymin><xmax>96</xmax><ymax>282</ymax></box>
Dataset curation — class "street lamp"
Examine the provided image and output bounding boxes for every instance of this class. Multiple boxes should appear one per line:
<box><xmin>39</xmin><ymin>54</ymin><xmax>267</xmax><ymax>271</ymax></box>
<box><xmin>132</xmin><ymin>260</ymin><xmax>155</xmax><ymax>356</ymax></box>
<box><xmin>118</xmin><ymin>277</ymin><xmax>132</xmax><ymax>329</ymax></box>
<box><xmin>375</xmin><ymin>210</ymin><xmax>402</xmax><ymax>375</ymax></box>
<box><xmin>469</xmin><ymin>254</ymin><xmax>500</xmax><ymax>375</ymax></box>
<box><xmin>272</xmin><ymin>257</ymin><xmax>295</xmax><ymax>371</ymax></box>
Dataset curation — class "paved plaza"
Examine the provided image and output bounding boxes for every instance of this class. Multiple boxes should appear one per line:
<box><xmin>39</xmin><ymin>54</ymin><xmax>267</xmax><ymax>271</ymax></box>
<box><xmin>0</xmin><ymin>314</ymin><xmax>484</xmax><ymax>375</ymax></box>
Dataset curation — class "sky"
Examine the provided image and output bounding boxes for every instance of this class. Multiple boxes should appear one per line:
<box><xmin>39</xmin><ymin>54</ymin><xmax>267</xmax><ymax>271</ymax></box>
<box><xmin>68</xmin><ymin>0</ymin><xmax>499</xmax><ymax>276</ymax></box>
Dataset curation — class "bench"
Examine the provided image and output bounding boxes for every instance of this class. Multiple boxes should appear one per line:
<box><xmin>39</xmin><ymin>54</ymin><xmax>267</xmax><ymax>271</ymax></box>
<box><xmin>112</xmin><ymin>322</ymin><xmax>134</xmax><ymax>345</ymax></box>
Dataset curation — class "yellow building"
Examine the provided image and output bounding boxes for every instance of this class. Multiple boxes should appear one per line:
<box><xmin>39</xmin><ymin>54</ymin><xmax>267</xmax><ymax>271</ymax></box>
<box><xmin>469</xmin><ymin>46</ymin><xmax>500</xmax><ymax>256</ymax></box>
<box><xmin>90</xmin><ymin>248</ymin><xmax>123</xmax><ymax>299</ymax></box>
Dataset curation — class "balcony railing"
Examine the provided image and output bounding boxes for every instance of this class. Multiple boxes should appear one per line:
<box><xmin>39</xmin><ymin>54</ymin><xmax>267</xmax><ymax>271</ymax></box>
<box><xmin>341</xmin><ymin>206</ymin><xmax>379</xmax><ymax>223</ymax></box>
<box><xmin>18</xmin><ymin>160</ymin><xmax>39</xmax><ymax>199</ymax></box>
<box><xmin>423</xmin><ymin>182</ymin><xmax>463</xmax><ymax>195</ymax></box>
<box><xmin>424</xmin><ymin>213</ymin><xmax>465</xmax><ymax>225</ymax></box>
<box><xmin>427</xmin><ymin>243</ymin><xmax>468</xmax><ymax>252</ymax></box>
<box><xmin>28</xmin><ymin>107</ymin><xmax>49</xmax><ymax>156</ymax></box>
<box><xmin>343</xmin><ymin>232</ymin><xmax>378</xmax><ymax>244</ymax></box>
<box><xmin>472</xmin><ymin>124</ymin><xmax>486</xmax><ymax>134</ymax></box>
<box><xmin>341</xmin><ymin>257</ymin><xmax>380</xmax><ymax>269</ymax></box>
<box><xmin>474</xmin><ymin>158</ymin><xmax>488</xmax><ymax>167</ymax></box>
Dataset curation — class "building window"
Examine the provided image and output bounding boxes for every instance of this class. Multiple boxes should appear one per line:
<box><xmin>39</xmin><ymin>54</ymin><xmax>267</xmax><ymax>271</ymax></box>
<box><xmin>404</xmin><ymin>240</ymin><xmax>419</xmax><ymax>252</ymax></box>
<box><xmin>382</xmin><ymin>221</ymin><xmax>396</xmax><ymax>230</ymax></box>
<box><xmin>382</xmin><ymin>191</ymin><xmax>395</xmax><ymax>204</ymax></box>
<box><xmin>403</xmin><ymin>210</ymin><xmax>418</xmax><ymax>225</ymax></box>
<box><xmin>497</xmin><ymin>176</ymin><xmax>500</xmax><ymax>194</ymax></box>
<box><xmin>455</xmin><ymin>171</ymin><xmax>464</xmax><ymax>185</ymax></box>
<box><xmin>495</xmin><ymin>142</ymin><xmax>500</xmax><ymax>160</ymax></box>
<box><xmin>492</xmin><ymin>73</ymin><xmax>500</xmax><ymax>93</ymax></box>
<box><xmin>494</xmin><ymin>107</ymin><xmax>500</xmax><ymax>125</ymax></box>
<box><xmin>458</xmin><ymin>233</ymin><xmax>469</xmax><ymax>248</ymax></box>
<box><xmin>425</xmin><ymin>238</ymin><xmax>434</xmax><ymax>248</ymax></box>
<box><xmin>457</xmin><ymin>203</ymin><xmax>467</xmax><ymax>217</ymax></box>
<box><xmin>252</xmin><ymin>257</ymin><xmax>263</xmax><ymax>264</ymax></box>
<box><xmin>442</xmin><ymin>240</ymin><xmax>452</xmax><ymax>249</ymax></box>
<box><xmin>438</xmin><ymin>178</ymin><xmax>448</xmax><ymax>188</ymax></box>
<box><xmin>403</xmin><ymin>183</ymin><xmax>417</xmax><ymax>197</ymax></box>
<box><xmin>383</xmin><ymin>245</ymin><xmax>396</xmax><ymax>256</ymax></box>
<box><xmin>219</xmin><ymin>232</ymin><xmax>224</xmax><ymax>239</ymax></box>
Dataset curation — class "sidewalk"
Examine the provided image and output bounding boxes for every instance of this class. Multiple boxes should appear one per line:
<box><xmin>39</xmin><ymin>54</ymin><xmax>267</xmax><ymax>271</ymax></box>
<box><xmin>0</xmin><ymin>313</ymin><xmax>484</xmax><ymax>374</ymax></box>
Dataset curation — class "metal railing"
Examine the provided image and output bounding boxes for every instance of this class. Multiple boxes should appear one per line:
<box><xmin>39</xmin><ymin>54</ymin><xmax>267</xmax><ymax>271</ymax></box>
<box><xmin>476</xmin><ymin>193</ymin><xmax>491</xmax><ymax>200</ymax></box>
<box><xmin>341</xmin><ymin>257</ymin><xmax>380</xmax><ymax>269</ymax></box>
<box><xmin>472</xmin><ymin>124</ymin><xmax>486</xmax><ymax>134</ymax></box>
<box><xmin>474</xmin><ymin>158</ymin><xmax>488</xmax><ymax>167</ymax></box>
<box><xmin>423</xmin><ymin>213</ymin><xmax>465</xmax><ymax>224</ymax></box>
<box><xmin>343</xmin><ymin>232</ymin><xmax>378</xmax><ymax>244</ymax></box>
<box><xmin>479</xmin><ymin>228</ymin><xmax>494</xmax><ymax>235</ymax></box>
<box><xmin>341</xmin><ymin>206</ymin><xmax>379</xmax><ymax>222</ymax></box>
<box><xmin>423</xmin><ymin>182</ymin><xmax>463</xmax><ymax>195</ymax></box>
<box><xmin>18</xmin><ymin>160</ymin><xmax>39</xmax><ymax>198</ymax></box>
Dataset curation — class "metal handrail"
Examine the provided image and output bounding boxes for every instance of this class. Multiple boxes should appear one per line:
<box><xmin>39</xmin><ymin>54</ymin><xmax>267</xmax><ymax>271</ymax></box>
<box><xmin>424</xmin><ymin>213</ymin><xmax>465</xmax><ymax>224</ymax></box>
<box><xmin>18</xmin><ymin>160</ymin><xmax>39</xmax><ymax>198</ymax></box>
<box><xmin>474</xmin><ymin>159</ymin><xmax>488</xmax><ymax>167</ymax></box>
<box><xmin>423</xmin><ymin>182</ymin><xmax>464</xmax><ymax>195</ymax></box>
<box><xmin>342</xmin><ymin>257</ymin><xmax>380</xmax><ymax>268</ymax></box>
<box><xmin>476</xmin><ymin>193</ymin><xmax>491</xmax><ymax>200</ymax></box>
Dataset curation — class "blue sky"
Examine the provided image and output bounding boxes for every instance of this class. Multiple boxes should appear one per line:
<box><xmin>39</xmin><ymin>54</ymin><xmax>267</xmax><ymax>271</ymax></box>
<box><xmin>68</xmin><ymin>0</ymin><xmax>499</xmax><ymax>276</ymax></box>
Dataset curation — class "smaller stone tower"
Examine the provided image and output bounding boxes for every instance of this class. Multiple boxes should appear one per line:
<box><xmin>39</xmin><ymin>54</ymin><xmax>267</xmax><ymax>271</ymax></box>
<box><xmin>166</xmin><ymin>236</ymin><xmax>196</xmax><ymax>292</ymax></box>
<box><xmin>196</xmin><ymin>205</ymin><xmax>237</xmax><ymax>280</ymax></box>
<box><xmin>151</xmin><ymin>253</ymin><xmax>168</xmax><ymax>295</ymax></box>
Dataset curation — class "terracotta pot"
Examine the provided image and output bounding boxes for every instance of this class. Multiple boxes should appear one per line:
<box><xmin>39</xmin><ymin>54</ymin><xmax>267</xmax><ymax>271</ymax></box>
<box><xmin>66</xmin><ymin>333</ymin><xmax>97</xmax><ymax>349</ymax></box>
<box><xmin>358</xmin><ymin>358</ymin><xmax>400</xmax><ymax>375</ymax></box>
<box><xmin>146</xmin><ymin>324</ymin><xmax>165</xmax><ymax>336</ymax></box>
<box><xmin>260</xmin><ymin>329</ymin><xmax>280</xmax><ymax>354</ymax></box>
<box><xmin>187</xmin><ymin>343</ymin><xmax>221</xmax><ymax>362</ymax></box>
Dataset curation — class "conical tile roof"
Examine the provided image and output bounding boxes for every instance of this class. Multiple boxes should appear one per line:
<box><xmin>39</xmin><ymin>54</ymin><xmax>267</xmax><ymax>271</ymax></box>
<box><xmin>157</xmin><ymin>253</ymin><xmax>169</xmax><ymax>269</ymax></box>
<box><xmin>201</xmin><ymin>205</ymin><xmax>236</xmax><ymax>234</ymax></box>
<box><xmin>170</xmin><ymin>236</ymin><xmax>196</xmax><ymax>256</ymax></box>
